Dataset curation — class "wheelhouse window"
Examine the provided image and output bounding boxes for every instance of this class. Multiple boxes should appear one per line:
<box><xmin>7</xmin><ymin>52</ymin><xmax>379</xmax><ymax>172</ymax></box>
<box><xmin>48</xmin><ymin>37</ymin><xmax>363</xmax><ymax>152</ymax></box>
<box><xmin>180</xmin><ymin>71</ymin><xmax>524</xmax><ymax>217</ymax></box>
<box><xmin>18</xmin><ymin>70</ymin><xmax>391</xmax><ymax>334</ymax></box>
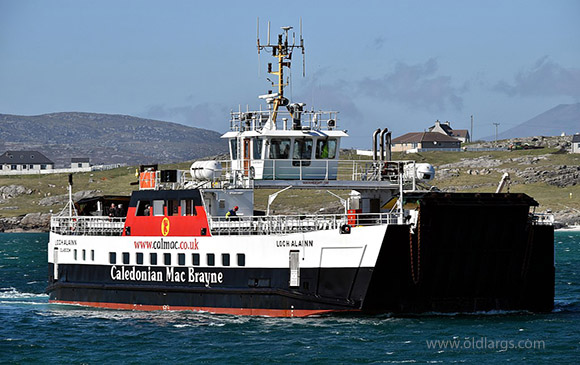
<box><xmin>316</xmin><ymin>139</ymin><xmax>337</xmax><ymax>159</ymax></box>
<box><xmin>269</xmin><ymin>138</ymin><xmax>291</xmax><ymax>159</ymax></box>
<box><xmin>253</xmin><ymin>138</ymin><xmax>263</xmax><ymax>159</ymax></box>
<box><xmin>230</xmin><ymin>139</ymin><xmax>238</xmax><ymax>160</ymax></box>
<box><xmin>293</xmin><ymin>138</ymin><xmax>313</xmax><ymax>166</ymax></box>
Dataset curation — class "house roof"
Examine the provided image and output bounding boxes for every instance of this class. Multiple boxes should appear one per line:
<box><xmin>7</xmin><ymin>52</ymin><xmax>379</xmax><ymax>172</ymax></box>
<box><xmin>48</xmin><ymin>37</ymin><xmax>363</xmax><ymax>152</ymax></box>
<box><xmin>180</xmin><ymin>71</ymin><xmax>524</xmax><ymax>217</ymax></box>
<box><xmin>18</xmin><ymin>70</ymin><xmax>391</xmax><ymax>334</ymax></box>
<box><xmin>572</xmin><ymin>134</ymin><xmax>580</xmax><ymax>143</ymax></box>
<box><xmin>450</xmin><ymin>129</ymin><xmax>469</xmax><ymax>138</ymax></box>
<box><xmin>0</xmin><ymin>151</ymin><xmax>54</xmax><ymax>165</ymax></box>
<box><xmin>429</xmin><ymin>123</ymin><xmax>453</xmax><ymax>134</ymax></box>
<box><xmin>71</xmin><ymin>157</ymin><xmax>90</xmax><ymax>163</ymax></box>
<box><xmin>392</xmin><ymin>132</ymin><xmax>461</xmax><ymax>144</ymax></box>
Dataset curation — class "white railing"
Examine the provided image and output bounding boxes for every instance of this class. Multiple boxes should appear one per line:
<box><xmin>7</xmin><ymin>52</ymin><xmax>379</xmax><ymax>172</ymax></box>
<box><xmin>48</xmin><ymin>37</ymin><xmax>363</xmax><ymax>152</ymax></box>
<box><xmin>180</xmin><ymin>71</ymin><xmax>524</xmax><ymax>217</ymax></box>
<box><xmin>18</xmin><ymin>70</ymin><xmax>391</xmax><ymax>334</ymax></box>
<box><xmin>51</xmin><ymin>216</ymin><xmax>125</xmax><ymax>236</ymax></box>
<box><xmin>229</xmin><ymin>109</ymin><xmax>340</xmax><ymax>132</ymax></box>
<box><xmin>208</xmin><ymin>212</ymin><xmax>401</xmax><ymax>236</ymax></box>
<box><xmin>531</xmin><ymin>213</ymin><xmax>555</xmax><ymax>226</ymax></box>
<box><xmin>171</xmin><ymin>159</ymin><xmax>418</xmax><ymax>191</ymax></box>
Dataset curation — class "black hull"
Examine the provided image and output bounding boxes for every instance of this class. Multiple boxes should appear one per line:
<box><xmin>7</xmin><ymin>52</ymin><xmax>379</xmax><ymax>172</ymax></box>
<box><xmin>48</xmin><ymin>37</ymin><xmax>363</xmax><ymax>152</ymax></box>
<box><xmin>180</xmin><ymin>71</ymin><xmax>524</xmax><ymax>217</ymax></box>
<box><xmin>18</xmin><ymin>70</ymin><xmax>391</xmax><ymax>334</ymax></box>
<box><xmin>47</xmin><ymin>193</ymin><xmax>555</xmax><ymax>316</ymax></box>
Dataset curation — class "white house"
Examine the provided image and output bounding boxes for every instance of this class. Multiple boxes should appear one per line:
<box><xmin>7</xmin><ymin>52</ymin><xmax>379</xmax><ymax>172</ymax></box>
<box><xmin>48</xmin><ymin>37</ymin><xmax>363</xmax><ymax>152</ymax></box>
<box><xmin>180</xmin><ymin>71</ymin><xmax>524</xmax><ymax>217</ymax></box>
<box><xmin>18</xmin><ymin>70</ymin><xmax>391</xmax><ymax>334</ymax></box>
<box><xmin>572</xmin><ymin>134</ymin><xmax>580</xmax><ymax>153</ymax></box>
<box><xmin>0</xmin><ymin>151</ymin><xmax>54</xmax><ymax>171</ymax></box>
<box><xmin>71</xmin><ymin>157</ymin><xmax>90</xmax><ymax>168</ymax></box>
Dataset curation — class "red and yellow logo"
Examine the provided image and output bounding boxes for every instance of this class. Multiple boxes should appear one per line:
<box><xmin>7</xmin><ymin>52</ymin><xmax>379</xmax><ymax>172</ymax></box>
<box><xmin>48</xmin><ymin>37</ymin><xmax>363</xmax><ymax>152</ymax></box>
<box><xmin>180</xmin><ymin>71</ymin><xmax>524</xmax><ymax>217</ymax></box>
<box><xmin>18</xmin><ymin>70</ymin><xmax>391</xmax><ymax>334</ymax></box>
<box><xmin>161</xmin><ymin>217</ymin><xmax>170</xmax><ymax>236</ymax></box>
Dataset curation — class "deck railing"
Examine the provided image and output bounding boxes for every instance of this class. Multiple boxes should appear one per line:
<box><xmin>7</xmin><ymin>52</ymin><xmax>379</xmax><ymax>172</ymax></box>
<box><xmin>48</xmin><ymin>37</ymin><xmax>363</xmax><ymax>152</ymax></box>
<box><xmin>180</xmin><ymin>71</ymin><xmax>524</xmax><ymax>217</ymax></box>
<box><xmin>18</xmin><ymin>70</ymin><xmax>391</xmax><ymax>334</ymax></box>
<box><xmin>50</xmin><ymin>212</ymin><xmax>402</xmax><ymax>237</ymax></box>
<box><xmin>208</xmin><ymin>212</ymin><xmax>401</xmax><ymax>236</ymax></box>
<box><xmin>51</xmin><ymin>216</ymin><xmax>125</xmax><ymax>236</ymax></box>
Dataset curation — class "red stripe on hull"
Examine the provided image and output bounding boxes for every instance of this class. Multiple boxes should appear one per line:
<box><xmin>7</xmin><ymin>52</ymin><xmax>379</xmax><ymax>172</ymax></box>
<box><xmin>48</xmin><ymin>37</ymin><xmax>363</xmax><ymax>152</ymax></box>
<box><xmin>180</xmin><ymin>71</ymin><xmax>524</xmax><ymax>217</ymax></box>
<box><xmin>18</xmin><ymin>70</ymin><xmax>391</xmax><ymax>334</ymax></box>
<box><xmin>49</xmin><ymin>300</ymin><xmax>356</xmax><ymax>317</ymax></box>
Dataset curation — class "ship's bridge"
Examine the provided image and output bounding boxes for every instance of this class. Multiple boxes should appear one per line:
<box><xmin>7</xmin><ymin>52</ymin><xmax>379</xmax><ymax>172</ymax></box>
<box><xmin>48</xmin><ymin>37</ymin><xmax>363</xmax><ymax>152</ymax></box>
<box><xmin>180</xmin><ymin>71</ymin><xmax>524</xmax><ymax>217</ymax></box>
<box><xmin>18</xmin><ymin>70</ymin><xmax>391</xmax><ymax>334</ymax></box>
<box><xmin>222</xmin><ymin>109</ymin><xmax>347</xmax><ymax>180</ymax></box>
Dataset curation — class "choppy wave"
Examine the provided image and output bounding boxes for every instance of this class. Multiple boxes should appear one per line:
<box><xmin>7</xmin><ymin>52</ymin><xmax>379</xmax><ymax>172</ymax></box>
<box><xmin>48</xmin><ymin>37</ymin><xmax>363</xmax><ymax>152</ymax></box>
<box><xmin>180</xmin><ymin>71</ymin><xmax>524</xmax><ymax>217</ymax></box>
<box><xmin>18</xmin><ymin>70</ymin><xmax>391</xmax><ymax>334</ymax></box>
<box><xmin>0</xmin><ymin>287</ymin><xmax>48</xmax><ymax>300</ymax></box>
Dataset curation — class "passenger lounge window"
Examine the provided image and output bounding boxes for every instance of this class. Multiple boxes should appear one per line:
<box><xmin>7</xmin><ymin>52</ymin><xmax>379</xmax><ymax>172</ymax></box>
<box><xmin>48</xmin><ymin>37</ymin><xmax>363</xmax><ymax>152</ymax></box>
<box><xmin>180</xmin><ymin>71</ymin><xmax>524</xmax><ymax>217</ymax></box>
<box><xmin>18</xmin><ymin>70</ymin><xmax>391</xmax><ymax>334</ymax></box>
<box><xmin>181</xmin><ymin>199</ymin><xmax>197</xmax><ymax>216</ymax></box>
<box><xmin>150</xmin><ymin>253</ymin><xmax>157</xmax><ymax>265</ymax></box>
<box><xmin>164</xmin><ymin>253</ymin><xmax>171</xmax><ymax>265</ymax></box>
<box><xmin>167</xmin><ymin>200</ymin><xmax>178</xmax><ymax>216</ymax></box>
<box><xmin>152</xmin><ymin>200</ymin><xmax>164</xmax><ymax>216</ymax></box>
<box><xmin>123</xmin><ymin>252</ymin><xmax>130</xmax><ymax>265</ymax></box>
<box><xmin>109</xmin><ymin>252</ymin><xmax>116</xmax><ymax>264</ymax></box>
<box><xmin>178</xmin><ymin>253</ymin><xmax>185</xmax><ymax>266</ymax></box>
<box><xmin>207</xmin><ymin>254</ymin><xmax>215</xmax><ymax>266</ymax></box>
<box><xmin>136</xmin><ymin>200</ymin><xmax>151</xmax><ymax>216</ymax></box>
<box><xmin>192</xmin><ymin>253</ymin><xmax>200</xmax><ymax>266</ymax></box>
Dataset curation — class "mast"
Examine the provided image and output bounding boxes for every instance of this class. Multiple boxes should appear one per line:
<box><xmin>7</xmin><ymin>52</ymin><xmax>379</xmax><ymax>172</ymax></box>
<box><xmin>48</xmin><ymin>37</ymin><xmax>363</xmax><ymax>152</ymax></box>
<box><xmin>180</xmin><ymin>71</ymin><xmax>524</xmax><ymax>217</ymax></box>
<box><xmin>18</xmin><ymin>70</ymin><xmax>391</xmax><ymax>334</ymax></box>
<box><xmin>257</xmin><ymin>21</ymin><xmax>305</xmax><ymax>125</ymax></box>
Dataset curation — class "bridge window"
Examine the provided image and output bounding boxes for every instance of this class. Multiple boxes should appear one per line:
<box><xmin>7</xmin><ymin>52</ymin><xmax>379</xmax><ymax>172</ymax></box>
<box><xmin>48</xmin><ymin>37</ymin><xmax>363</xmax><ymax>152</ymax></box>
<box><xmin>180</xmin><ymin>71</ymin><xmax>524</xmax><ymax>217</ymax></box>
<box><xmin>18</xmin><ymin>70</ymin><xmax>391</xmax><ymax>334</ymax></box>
<box><xmin>293</xmin><ymin>138</ymin><xmax>313</xmax><ymax>160</ymax></box>
<box><xmin>316</xmin><ymin>139</ymin><xmax>337</xmax><ymax>159</ymax></box>
<box><xmin>230</xmin><ymin>139</ymin><xmax>238</xmax><ymax>160</ymax></box>
<box><xmin>269</xmin><ymin>138</ymin><xmax>291</xmax><ymax>159</ymax></box>
<box><xmin>253</xmin><ymin>138</ymin><xmax>263</xmax><ymax>159</ymax></box>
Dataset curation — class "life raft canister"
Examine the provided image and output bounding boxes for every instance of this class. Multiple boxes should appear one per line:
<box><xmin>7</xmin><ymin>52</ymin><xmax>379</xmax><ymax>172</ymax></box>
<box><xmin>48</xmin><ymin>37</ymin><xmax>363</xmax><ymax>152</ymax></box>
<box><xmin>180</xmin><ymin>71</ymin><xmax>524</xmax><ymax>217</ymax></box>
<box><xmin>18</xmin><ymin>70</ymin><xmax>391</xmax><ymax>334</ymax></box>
<box><xmin>139</xmin><ymin>171</ymin><xmax>156</xmax><ymax>190</ymax></box>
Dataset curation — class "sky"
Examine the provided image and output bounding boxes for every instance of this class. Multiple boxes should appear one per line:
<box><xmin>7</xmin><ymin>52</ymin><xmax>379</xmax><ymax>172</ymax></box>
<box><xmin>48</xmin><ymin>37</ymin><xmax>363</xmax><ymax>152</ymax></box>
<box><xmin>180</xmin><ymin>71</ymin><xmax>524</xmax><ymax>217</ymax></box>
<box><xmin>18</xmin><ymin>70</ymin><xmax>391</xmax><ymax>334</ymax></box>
<box><xmin>1</xmin><ymin>0</ymin><xmax>579</xmax><ymax>148</ymax></box>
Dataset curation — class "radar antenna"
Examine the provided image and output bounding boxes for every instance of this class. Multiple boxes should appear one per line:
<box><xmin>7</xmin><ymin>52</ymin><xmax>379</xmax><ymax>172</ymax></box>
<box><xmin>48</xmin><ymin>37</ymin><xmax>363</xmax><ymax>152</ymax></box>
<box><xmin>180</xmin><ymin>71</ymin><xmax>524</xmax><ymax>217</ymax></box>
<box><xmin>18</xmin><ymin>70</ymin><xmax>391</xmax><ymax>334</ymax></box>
<box><xmin>257</xmin><ymin>19</ymin><xmax>305</xmax><ymax>124</ymax></box>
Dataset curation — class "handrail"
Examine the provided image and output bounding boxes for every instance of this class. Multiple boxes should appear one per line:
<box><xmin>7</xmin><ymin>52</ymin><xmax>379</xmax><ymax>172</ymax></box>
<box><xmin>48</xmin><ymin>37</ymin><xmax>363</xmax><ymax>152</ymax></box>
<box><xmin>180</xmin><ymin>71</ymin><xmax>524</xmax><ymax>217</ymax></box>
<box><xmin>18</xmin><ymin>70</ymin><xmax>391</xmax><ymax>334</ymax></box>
<box><xmin>208</xmin><ymin>212</ymin><xmax>401</xmax><ymax>236</ymax></box>
<box><xmin>51</xmin><ymin>216</ymin><xmax>125</xmax><ymax>236</ymax></box>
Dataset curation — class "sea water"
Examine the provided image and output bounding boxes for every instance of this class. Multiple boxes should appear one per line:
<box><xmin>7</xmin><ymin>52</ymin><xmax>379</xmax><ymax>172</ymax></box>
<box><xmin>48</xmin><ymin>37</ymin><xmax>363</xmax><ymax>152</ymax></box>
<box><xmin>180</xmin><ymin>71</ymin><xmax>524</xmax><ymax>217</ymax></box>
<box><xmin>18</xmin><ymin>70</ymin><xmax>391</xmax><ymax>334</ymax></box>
<box><xmin>0</xmin><ymin>232</ymin><xmax>578</xmax><ymax>363</ymax></box>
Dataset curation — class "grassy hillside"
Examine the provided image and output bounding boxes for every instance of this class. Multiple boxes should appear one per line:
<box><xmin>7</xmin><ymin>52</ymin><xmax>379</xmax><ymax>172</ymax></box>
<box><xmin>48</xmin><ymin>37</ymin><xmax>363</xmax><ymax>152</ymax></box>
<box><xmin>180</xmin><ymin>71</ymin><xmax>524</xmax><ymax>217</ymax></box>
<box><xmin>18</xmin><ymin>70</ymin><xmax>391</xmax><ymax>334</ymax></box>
<box><xmin>1</xmin><ymin>148</ymin><xmax>578</xmax><ymax>219</ymax></box>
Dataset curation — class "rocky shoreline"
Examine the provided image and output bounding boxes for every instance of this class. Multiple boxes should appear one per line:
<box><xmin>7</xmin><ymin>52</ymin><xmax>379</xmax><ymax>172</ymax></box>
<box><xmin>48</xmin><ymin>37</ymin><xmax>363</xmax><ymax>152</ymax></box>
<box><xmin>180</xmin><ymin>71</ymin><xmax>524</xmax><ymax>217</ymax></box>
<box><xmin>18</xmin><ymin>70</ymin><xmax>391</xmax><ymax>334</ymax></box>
<box><xmin>0</xmin><ymin>212</ymin><xmax>52</xmax><ymax>233</ymax></box>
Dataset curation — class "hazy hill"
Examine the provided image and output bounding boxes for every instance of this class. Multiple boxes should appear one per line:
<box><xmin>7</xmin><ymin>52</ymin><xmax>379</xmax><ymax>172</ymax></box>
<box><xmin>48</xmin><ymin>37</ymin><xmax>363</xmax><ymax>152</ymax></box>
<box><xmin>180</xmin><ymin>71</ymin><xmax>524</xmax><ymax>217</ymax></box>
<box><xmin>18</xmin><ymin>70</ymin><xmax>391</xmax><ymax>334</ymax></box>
<box><xmin>483</xmin><ymin>103</ymin><xmax>580</xmax><ymax>140</ymax></box>
<box><xmin>0</xmin><ymin>112</ymin><xmax>227</xmax><ymax>166</ymax></box>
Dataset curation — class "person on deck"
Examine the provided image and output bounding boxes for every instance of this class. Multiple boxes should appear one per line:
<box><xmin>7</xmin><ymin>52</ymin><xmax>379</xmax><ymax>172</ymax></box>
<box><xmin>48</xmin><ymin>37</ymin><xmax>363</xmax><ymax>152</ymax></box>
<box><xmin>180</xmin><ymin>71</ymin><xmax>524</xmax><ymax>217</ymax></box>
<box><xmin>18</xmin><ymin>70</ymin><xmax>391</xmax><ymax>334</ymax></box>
<box><xmin>226</xmin><ymin>206</ymin><xmax>239</xmax><ymax>220</ymax></box>
<box><xmin>108</xmin><ymin>203</ymin><xmax>119</xmax><ymax>217</ymax></box>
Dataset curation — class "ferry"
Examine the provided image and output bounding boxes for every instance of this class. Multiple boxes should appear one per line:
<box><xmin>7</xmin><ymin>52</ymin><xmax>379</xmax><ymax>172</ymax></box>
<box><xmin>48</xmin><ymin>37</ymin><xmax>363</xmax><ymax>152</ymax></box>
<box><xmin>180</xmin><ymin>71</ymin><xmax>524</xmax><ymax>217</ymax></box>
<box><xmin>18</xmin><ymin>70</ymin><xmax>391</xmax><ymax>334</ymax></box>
<box><xmin>46</xmin><ymin>24</ymin><xmax>555</xmax><ymax>317</ymax></box>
